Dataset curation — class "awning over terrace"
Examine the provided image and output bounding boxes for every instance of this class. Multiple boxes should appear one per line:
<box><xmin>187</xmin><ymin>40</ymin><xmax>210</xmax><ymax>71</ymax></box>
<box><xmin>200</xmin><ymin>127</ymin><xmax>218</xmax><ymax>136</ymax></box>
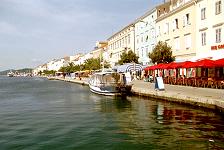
<box><xmin>144</xmin><ymin>58</ymin><xmax>224</xmax><ymax>71</ymax></box>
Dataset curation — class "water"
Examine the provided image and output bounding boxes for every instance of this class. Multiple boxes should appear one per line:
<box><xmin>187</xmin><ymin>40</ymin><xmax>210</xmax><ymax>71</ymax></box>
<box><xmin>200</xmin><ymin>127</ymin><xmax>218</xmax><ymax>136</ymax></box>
<box><xmin>0</xmin><ymin>76</ymin><xmax>224</xmax><ymax>150</ymax></box>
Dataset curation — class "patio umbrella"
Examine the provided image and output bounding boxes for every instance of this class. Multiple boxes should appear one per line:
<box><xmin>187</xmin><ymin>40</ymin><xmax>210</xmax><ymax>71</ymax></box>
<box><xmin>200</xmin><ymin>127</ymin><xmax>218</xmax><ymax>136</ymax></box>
<box><xmin>214</xmin><ymin>58</ymin><xmax>224</xmax><ymax>67</ymax></box>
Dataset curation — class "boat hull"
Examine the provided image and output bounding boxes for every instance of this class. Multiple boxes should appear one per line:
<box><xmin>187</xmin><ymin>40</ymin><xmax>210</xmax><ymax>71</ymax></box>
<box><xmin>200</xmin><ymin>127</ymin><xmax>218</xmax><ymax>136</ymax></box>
<box><xmin>89</xmin><ymin>84</ymin><xmax>121</xmax><ymax>96</ymax></box>
<box><xmin>88</xmin><ymin>72</ymin><xmax>132</xmax><ymax>96</ymax></box>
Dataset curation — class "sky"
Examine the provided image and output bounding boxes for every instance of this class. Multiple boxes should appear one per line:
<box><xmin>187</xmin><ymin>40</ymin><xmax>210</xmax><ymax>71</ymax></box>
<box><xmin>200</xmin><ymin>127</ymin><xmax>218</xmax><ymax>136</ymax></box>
<box><xmin>0</xmin><ymin>0</ymin><xmax>163</xmax><ymax>71</ymax></box>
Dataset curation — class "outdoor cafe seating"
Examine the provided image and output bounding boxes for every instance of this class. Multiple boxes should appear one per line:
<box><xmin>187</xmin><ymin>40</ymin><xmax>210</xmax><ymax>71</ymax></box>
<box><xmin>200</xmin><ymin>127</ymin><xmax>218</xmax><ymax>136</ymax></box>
<box><xmin>144</xmin><ymin>58</ymin><xmax>224</xmax><ymax>89</ymax></box>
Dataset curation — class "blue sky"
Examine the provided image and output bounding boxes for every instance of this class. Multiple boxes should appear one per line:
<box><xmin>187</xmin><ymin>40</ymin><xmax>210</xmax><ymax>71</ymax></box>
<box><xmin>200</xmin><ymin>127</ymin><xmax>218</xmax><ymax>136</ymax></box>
<box><xmin>0</xmin><ymin>0</ymin><xmax>163</xmax><ymax>71</ymax></box>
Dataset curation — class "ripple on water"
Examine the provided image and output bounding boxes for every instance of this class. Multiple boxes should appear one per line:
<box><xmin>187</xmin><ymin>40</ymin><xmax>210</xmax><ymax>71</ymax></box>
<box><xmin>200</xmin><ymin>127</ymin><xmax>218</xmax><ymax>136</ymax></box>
<box><xmin>0</xmin><ymin>77</ymin><xmax>224</xmax><ymax>150</ymax></box>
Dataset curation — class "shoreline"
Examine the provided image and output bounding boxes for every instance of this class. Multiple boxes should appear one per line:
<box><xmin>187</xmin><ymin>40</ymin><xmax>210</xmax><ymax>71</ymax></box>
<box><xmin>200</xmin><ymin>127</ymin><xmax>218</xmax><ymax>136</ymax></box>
<box><xmin>48</xmin><ymin>77</ymin><xmax>224</xmax><ymax>112</ymax></box>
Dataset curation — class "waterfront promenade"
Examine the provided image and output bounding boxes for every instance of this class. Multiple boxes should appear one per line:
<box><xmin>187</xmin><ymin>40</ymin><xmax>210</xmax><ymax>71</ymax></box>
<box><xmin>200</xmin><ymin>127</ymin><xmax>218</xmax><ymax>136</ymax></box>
<box><xmin>50</xmin><ymin>77</ymin><xmax>224</xmax><ymax>111</ymax></box>
<box><xmin>132</xmin><ymin>80</ymin><xmax>224</xmax><ymax>110</ymax></box>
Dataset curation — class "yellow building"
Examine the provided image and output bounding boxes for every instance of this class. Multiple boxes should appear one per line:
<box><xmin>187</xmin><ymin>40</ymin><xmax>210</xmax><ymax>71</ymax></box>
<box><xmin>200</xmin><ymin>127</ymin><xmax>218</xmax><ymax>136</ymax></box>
<box><xmin>156</xmin><ymin>0</ymin><xmax>197</xmax><ymax>62</ymax></box>
<box><xmin>107</xmin><ymin>24</ymin><xmax>135</xmax><ymax>67</ymax></box>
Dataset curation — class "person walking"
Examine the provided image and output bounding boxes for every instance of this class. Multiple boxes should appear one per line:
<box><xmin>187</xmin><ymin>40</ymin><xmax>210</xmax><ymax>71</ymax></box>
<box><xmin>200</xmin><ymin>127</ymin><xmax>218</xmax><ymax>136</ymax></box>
<box><xmin>154</xmin><ymin>74</ymin><xmax>159</xmax><ymax>90</ymax></box>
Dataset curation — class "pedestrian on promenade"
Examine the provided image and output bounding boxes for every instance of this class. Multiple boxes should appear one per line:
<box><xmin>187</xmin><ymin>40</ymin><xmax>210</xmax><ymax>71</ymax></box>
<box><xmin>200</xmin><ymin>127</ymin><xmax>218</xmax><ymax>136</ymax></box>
<box><xmin>154</xmin><ymin>74</ymin><xmax>159</xmax><ymax>90</ymax></box>
<box><xmin>149</xmin><ymin>74</ymin><xmax>153</xmax><ymax>83</ymax></box>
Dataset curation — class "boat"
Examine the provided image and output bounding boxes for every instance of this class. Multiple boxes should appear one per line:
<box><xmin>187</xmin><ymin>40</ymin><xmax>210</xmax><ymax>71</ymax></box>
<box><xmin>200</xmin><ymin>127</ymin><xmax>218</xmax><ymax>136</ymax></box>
<box><xmin>88</xmin><ymin>72</ymin><xmax>132</xmax><ymax>96</ymax></box>
<box><xmin>7</xmin><ymin>71</ymin><xmax>14</xmax><ymax>77</ymax></box>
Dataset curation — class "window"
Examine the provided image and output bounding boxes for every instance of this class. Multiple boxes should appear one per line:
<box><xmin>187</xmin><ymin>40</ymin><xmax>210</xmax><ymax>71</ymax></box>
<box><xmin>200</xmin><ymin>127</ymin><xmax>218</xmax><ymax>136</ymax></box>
<box><xmin>201</xmin><ymin>32</ymin><xmax>206</xmax><ymax>46</ymax></box>
<box><xmin>201</xmin><ymin>8</ymin><xmax>206</xmax><ymax>20</ymax></box>
<box><xmin>216</xmin><ymin>28</ymin><xmax>221</xmax><ymax>43</ymax></box>
<box><xmin>183</xmin><ymin>13</ymin><xmax>190</xmax><ymax>26</ymax></box>
<box><xmin>145</xmin><ymin>35</ymin><xmax>149</xmax><ymax>42</ymax></box>
<box><xmin>125</xmin><ymin>36</ymin><xmax>127</xmax><ymax>45</ymax></box>
<box><xmin>174</xmin><ymin>37</ymin><xmax>180</xmax><ymax>51</ymax></box>
<box><xmin>128</xmin><ymin>35</ymin><xmax>130</xmax><ymax>44</ymax></box>
<box><xmin>175</xmin><ymin>19</ymin><xmax>179</xmax><ymax>29</ymax></box>
<box><xmin>142</xmin><ymin>48</ymin><xmax>144</xmax><ymax>57</ymax></box>
<box><xmin>185</xmin><ymin>34</ymin><xmax>191</xmax><ymax>49</ymax></box>
<box><xmin>157</xmin><ymin>26</ymin><xmax>161</xmax><ymax>36</ymax></box>
<box><xmin>145</xmin><ymin>46</ymin><xmax>149</xmax><ymax>55</ymax></box>
<box><xmin>164</xmin><ymin>23</ymin><xmax>169</xmax><ymax>34</ymax></box>
<box><xmin>215</xmin><ymin>1</ymin><xmax>221</xmax><ymax>15</ymax></box>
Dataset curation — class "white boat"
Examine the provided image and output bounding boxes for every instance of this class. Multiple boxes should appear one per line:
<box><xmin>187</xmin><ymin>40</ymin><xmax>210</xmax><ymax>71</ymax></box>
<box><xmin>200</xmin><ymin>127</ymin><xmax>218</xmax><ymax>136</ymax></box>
<box><xmin>88</xmin><ymin>72</ymin><xmax>132</xmax><ymax>96</ymax></box>
<box><xmin>7</xmin><ymin>72</ymin><xmax>14</xmax><ymax>77</ymax></box>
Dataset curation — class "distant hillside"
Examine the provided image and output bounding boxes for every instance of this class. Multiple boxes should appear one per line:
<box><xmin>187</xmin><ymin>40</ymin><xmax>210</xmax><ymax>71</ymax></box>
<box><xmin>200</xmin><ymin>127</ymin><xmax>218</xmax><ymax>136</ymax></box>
<box><xmin>0</xmin><ymin>68</ymin><xmax>33</xmax><ymax>75</ymax></box>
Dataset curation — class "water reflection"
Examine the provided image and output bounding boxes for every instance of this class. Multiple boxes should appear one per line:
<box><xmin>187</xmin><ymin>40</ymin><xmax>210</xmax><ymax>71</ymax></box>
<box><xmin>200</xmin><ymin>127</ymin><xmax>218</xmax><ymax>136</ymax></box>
<box><xmin>94</xmin><ymin>96</ymin><xmax>224</xmax><ymax>149</ymax></box>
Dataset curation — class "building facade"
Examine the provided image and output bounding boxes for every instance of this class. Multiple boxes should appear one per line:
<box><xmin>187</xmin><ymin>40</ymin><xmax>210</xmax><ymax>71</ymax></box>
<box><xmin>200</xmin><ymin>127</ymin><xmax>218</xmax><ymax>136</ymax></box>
<box><xmin>156</xmin><ymin>0</ymin><xmax>197</xmax><ymax>62</ymax></box>
<box><xmin>107</xmin><ymin>24</ymin><xmax>135</xmax><ymax>67</ymax></box>
<box><xmin>32</xmin><ymin>64</ymin><xmax>47</xmax><ymax>76</ymax></box>
<box><xmin>196</xmin><ymin>0</ymin><xmax>224</xmax><ymax>60</ymax></box>
<box><xmin>92</xmin><ymin>41</ymin><xmax>108</xmax><ymax>59</ymax></box>
<box><xmin>134</xmin><ymin>8</ymin><xmax>157</xmax><ymax>65</ymax></box>
<box><xmin>47</xmin><ymin>58</ymin><xmax>69</xmax><ymax>71</ymax></box>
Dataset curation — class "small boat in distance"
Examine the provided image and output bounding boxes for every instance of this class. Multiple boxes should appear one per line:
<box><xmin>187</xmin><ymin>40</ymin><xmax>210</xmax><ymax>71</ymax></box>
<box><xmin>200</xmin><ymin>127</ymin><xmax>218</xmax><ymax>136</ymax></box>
<box><xmin>7</xmin><ymin>71</ymin><xmax>14</xmax><ymax>77</ymax></box>
<box><xmin>88</xmin><ymin>72</ymin><xmax>132</xmax><ymax>96</ymax></box>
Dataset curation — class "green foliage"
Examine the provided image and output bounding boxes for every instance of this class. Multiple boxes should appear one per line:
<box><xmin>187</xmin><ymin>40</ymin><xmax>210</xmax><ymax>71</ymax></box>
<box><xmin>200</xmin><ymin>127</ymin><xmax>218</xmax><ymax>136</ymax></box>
<box><xmin>148</xmin><ymin>41</ymin><xmax>175</xmax><ymax>64</ymax></box>
<box><xmin>83</xmin><ymin>58</ymin><xmax>100</xmax><ymax>70</ymax></box>
<box><xmin>118</xmin><ymin>50</ymin><xmax>139</xmax><ymax>65</ymax></box>
<box><xmin>83</xmin><ymin>57</ymin><xmax>110</xmax><ymax>71</ymax></box>
<box><xmin>43</xmin><ymin>70</ymin><xmax>56</xmax><ymax>75</ymax></box>
<box><xmin>58</xmin><ymin>57</ymin><xmax>110</xmax><ymax>73</ymax></box>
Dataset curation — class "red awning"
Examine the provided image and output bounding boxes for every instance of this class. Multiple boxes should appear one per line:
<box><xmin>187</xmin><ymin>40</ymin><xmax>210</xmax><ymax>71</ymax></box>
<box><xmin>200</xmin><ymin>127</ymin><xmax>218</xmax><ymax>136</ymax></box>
<box><xmin>185</xmin><ymin>59</ymin><xmax>216</xmax><ymax>68</ymax></box>
<box><xmin>214</xmin><ymin>58</ymin><xmax>224</xmax><ymax>67</ymax></box>
<box><xmin>166</xmin><ymin>62</ymin><xmax>179</xmax><ymax>69</ymax></box>
<box><xmin>177</xmin><ymin>61</ymin><xmax>194</xmax><ymax>68</ymax></box>
<box><xmin>145</xmin><ymin>65</ymin><xmax>156</xmax><ymax>70</ymax></box>
<box><xmin>155</xmin><ymin>63</ymin><xmax>166</xmax><ymax>69</ymax></box>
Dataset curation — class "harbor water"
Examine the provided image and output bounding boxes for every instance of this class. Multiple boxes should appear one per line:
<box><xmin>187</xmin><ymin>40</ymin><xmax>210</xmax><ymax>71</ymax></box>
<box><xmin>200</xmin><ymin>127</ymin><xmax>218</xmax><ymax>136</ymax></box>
<box><xmin>0</xmin><ymin>76</ymin><xmax>224</xmax><ymax>150</ymax></box>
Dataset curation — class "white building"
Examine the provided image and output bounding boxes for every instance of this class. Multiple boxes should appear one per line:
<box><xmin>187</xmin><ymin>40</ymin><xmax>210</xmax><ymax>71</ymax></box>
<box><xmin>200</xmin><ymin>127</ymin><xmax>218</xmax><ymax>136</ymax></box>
<box><xmin>47</xmin><ymin>58</ymin><xmax>69</xmax><ymax>71</ymax></box>
<box><xmin>32</xmin><ymin>64</ymin><xmax>47</xmax><ymax>76</ymax></box>
<box><xmin>75</xmin><ymin>52</ymin><xmax>93</xmax><ymax>66</ymax></box>
<box><xmin>196</xmin><ymin>0</ymin><xmax>224</xmax><ymax>60</ymax></box>
<box><xmin>135</xmin><ymin>8</ymin><xmax>157</xmax><ymax>65</ymax></box>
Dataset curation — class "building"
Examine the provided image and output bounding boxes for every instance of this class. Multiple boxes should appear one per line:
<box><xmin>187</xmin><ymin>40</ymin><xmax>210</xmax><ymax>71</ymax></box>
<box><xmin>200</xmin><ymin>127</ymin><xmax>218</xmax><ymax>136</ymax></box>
<box><xmin>107</xmin><ymin>24</ymin><xmax>135</xmax><ymax>67</ymax></box>
<box><xmin>70</xmin><ymin>53</ymin><xmax>84</xmax><ymax>65</ymax></box>
<box><xmin>32</xmin><ymin>64</ymin><xmax>47</xmax><ymax>76</ymax></box>
<box><xmin>92</xmin><ymin>41</ymin><xmax>108</xmax><ymax>59</ymax></box>
<box><xmin>134</xmin><ymin>8</ymin><xmax>157</xmax><ymax>65</ymax></box>
<box><xmin>196</xmin><ymin>0</ymin><xmax>224</xmax><ymax>60</ymax></box>
<box><xmin>75</xmin><ymin>52</ymin><xmax>93</xmax><ymax>66</ymax></box>
<box><xmin>47</xmin><ymin>58</ymin><xmax>69</xmax><ymax>71</ymax></box>
<box><xmin>156</xmin><ymin>0</ymin><xmax>197</xmax><ymax>62</ymax></box>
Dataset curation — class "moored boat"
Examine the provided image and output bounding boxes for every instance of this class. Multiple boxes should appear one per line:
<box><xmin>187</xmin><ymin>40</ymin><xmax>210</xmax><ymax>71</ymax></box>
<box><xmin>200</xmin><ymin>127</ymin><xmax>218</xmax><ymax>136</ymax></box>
<box><xmin>7</xmin><ymin>72</ymin><xmax>14</xmax><ymax>77</ymax></box>
<box><xmin>88</xmin><ymin>72</ymin><xmax>132</xmax><ymax>96</ymax></box>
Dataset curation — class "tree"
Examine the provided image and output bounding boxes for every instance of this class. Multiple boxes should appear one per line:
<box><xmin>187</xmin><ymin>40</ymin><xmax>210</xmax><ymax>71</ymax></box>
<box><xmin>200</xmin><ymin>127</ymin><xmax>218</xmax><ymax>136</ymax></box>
<box><xmin>43</xmin><ymin>70</ymin><xmax>56</xmax><ymax>76</ymax></box>
<box><xmin>58</xmin><ymin>67</ymin><xmax>67</xmax><ymax>73</ymax></box>
<box><xmin>65</xmin><ymin>62</ymin><xmax>75</xmax><ymax>73</ymax></box>
<box><xmin>148</xmin><ymin>41</ymin><xmax>175</xmax><ymax>64</ymax></box>
<box><xmin>83</xmin><ymin>58</ymin><xmax>101</xmax><ymax>71</ymax></box>
<box><xmin>118</xmin><ymin>50</ymin><xmax>139</xmax><ymax>65</ymax></box>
